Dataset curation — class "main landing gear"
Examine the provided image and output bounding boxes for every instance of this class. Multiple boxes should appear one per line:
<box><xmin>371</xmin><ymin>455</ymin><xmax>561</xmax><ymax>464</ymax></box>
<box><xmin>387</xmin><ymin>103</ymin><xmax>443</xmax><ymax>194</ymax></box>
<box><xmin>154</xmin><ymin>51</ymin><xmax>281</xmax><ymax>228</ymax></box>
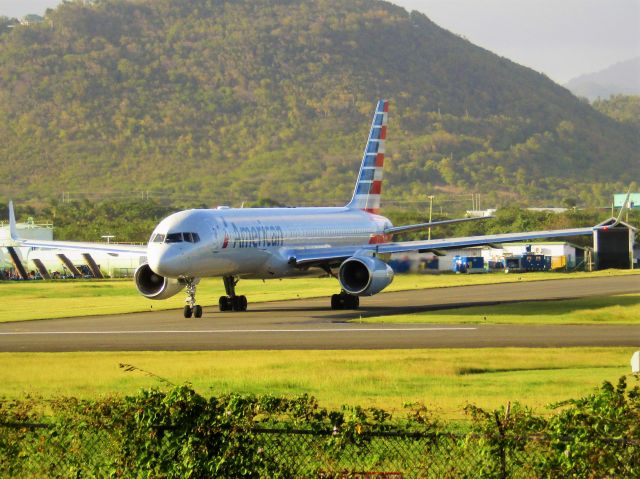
<box><xmin>219</xmin><ymin>276</ymin><xmax>248</xmax><ymax>312</ymax></box>
<box><xmin>331</xmin><ymin>291</ymin><xmax>359</xmax><ymax>310</ymax></box>
<box><xmin>183</xmin><ymin>279</ymin><xmax>203</xmax><ymax>318</ymax></box>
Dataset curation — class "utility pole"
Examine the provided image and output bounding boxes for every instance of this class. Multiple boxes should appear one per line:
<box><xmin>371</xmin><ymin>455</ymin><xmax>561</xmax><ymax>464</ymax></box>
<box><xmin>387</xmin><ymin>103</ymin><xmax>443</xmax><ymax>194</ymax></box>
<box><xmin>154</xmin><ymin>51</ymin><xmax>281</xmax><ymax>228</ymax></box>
<box><xmin>428</xmin><ymin>195</ymin><xmax>435</xmax><ymax>240</ymax></box>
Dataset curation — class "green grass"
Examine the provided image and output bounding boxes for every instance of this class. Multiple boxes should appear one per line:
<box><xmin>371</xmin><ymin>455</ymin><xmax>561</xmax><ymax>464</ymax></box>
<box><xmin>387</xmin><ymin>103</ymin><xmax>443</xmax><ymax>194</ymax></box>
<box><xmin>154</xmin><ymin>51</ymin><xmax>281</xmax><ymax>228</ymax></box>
<box><xmin>1</xmin><ymin>269</ymin><xmax>637</xmax><ymax>322</ymax></box>
<box><xmin>362</xmin><ymin>293</ymin><xmax>640</xmax><ymax>325</ymax></box>
<box><xmin>0</xmin><ymin>348</ymin><xmax>633</xmax><ymax>419</ymax></box>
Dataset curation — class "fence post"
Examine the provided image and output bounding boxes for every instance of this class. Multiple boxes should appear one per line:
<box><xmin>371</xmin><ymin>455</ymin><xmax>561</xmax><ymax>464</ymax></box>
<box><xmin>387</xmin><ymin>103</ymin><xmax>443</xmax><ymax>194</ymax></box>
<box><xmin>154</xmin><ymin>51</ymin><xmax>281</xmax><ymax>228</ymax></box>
<box><xmin>494</xmin><ymin>407</ymin><xmax>508</xmax><ymax>479</ymax></box>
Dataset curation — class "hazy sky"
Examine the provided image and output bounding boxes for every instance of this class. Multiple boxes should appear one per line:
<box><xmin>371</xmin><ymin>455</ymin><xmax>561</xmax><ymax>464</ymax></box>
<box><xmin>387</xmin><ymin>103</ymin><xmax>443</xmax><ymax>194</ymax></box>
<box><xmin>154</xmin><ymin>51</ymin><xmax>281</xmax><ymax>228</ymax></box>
<box><xmin>2</xmin><ymin>0</ymin><xmax>639</xmax><ymax>83</ymax></box>
<box><xmin>393</xmin><ymin>0</ymin><xmax>640</xmax><ymax>83</ymax></box>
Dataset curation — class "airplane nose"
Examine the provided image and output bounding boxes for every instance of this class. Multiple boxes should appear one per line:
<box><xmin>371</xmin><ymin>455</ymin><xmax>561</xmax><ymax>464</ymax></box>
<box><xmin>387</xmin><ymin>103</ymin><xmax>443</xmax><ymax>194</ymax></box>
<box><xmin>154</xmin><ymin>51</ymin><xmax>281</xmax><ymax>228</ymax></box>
<box><xmin>148</xmin><ymin>247</ymin><xmax>183</xmax><ymax>277</ymax></box>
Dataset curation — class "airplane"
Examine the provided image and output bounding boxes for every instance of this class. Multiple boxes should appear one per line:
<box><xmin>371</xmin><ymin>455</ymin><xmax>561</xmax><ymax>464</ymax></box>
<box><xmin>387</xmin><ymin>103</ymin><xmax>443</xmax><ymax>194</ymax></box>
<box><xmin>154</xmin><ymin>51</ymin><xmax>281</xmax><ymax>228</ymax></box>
<box><xmin>5</xmin><ymin>100</ymin><xmax>612</xmax><ymax>318</ymax></box>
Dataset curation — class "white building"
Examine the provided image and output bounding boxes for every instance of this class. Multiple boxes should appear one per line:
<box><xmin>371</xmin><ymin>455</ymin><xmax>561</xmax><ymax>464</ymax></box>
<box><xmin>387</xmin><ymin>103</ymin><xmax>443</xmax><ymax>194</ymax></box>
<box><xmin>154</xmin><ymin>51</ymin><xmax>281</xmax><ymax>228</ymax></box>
<box><xmin>481</xmin><ymin>242</ymin><xmax>582</xmax><ymax>269</ymax></box>
<box><xmin>1</xmin><ymin>222</ymin><xmax>145</xmax><ymax>278</ymax></box>
<box><xmin>390</xmin><ymin>241</ymin><xmax>586</xmax><ymax>273</ymax></box>
<box><xmin>0</xmin><ymin>220</ymin><xmax>53</xmax><ymax>269</ymax></box>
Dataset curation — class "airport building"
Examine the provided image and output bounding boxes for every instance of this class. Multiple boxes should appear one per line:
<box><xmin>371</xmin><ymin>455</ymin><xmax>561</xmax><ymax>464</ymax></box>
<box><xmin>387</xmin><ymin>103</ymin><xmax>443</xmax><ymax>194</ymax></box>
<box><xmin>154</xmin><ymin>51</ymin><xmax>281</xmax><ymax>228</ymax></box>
<box><xmin>0</xmin><ymin>221</ymin><xmax>145</xmax><ymax>279</ymax></box>
<box><xmin>613</xmin><ymin>193</ymin><xmax>640</xmax><ymax>209</ymax></box>
<box><xmin>390</xmin><ymin>241</ymin><xmax>588</xmax><ymax>274</ymax></box>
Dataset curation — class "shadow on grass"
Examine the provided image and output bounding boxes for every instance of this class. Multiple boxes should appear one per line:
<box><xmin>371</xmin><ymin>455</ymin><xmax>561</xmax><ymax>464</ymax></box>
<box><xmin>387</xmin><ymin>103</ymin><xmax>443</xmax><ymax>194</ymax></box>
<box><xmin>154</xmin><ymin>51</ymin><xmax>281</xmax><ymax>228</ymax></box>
<box><xmin>455</xmin><ymin>364</ymin><xmax>618</xmax><ymax>376</ymax></box>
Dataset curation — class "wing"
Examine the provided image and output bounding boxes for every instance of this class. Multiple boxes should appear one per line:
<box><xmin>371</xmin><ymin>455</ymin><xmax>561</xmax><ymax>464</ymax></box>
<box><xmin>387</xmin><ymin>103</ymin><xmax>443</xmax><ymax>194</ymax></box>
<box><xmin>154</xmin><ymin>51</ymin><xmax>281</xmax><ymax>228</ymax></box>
<box><xmin>8</xmin><ymin>238</ymin><xmax>147</xmax><ymax>256</ymax></box>
<box><xmin>384</xmin><ymin>216</ymin><xmax>492</xmax><ymax>235</ymax></box>
<box><xmin>5</xmin><ymin>201</ymin><xmax>147</xmax><ymax>256</ymax></box>
<box><xmin>289</xmin><ymin>226</ymin><xmax>594</xmax><ymax>268</ymax></box>
<box><xmin>375</xmin><ymin>227</ymin><xmax>594</xmax><ymax>255</ymax></box>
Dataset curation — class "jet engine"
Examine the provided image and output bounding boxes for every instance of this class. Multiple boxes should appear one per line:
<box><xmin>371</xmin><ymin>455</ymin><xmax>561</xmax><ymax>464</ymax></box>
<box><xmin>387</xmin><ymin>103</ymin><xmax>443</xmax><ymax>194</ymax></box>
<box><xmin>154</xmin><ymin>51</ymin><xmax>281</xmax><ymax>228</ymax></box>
<box><xmin>338</xmin><ymin>255</ymin><xmax>394</xmax><ymax>296</ymax></box>
<box><xmin>134</xmin><ymin>263</ymin><xmax>185</xmax><ymax>300</ymax></box>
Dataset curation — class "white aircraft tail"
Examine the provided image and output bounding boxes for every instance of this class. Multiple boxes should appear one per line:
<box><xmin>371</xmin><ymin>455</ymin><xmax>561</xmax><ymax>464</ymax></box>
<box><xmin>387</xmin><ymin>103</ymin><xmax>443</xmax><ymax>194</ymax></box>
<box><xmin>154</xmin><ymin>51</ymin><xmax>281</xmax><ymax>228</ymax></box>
<box><xmin>346</xmin><ymin>99</ymin><xmax>388</xmax><ymax>214</ymax></box>
<box><xmin>8</xmin><ymin>201</ymin><xmax>18</xmax><ymax>240</ymax></box>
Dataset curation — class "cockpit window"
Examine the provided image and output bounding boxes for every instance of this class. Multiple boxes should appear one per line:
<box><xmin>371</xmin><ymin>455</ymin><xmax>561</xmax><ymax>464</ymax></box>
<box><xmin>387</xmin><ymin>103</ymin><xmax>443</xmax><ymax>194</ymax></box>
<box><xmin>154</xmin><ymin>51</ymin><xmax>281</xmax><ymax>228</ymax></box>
<box><xmin>184</xmin><ymin>232</ymin><xmax>200</xmax><ymax>243</ymax></box>
<box><xmin>154</xmin><ymin>232</ymin><xmax>199</xmax><ymax>244</ymax></box>
<box><xmin>165</xmin><ymin>233</ymin><xmax>183</xmax><ymax>243</ymax></box>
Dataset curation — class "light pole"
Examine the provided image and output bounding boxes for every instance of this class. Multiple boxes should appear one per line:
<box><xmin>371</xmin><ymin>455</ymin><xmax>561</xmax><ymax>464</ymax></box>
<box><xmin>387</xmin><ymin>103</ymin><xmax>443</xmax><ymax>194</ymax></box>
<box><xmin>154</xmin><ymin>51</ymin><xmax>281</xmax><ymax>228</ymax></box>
<box><xmin>428</xmin><ymin>195</ymin><xmax>435</xmax><ymax>240</ymax></box>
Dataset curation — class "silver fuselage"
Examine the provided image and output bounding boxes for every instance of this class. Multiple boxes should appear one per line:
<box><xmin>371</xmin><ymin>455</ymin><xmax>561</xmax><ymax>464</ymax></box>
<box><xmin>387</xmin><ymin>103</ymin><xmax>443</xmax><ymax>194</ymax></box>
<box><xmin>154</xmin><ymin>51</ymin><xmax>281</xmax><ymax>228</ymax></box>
<box><xmin>147</xmin><ymin>207</ymin><xmax>392</xmax><ymax>279</ymax></box>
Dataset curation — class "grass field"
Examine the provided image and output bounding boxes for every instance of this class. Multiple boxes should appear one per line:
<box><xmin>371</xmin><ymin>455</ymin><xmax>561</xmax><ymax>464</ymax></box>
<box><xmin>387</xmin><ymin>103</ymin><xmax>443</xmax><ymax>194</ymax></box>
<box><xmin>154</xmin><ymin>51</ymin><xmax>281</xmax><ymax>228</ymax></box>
<box><xmin>1</xmin><ymin>269</ymin><xmax>637</xmax><ymax>322</ymax></box>
<box><xmin>1</xmin><ymin>270</ymin><xmax>637</xmax><ymax>419</ymax></box>
<box><xmin>363</xmin><ymin>293</ymin><xmax>640</xmax><ymax>325</ymax></box>
<box><xmin>0</xmin><ymin>348</ymin><xmax>633</xmax><ymax>419</ymax></box>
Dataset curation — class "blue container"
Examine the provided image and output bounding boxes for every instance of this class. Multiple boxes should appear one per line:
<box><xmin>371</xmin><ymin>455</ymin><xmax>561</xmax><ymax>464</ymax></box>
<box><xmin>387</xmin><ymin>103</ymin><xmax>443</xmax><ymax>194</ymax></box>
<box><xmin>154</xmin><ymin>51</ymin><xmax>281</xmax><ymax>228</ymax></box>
<box><xmin>520</xmin><ymin>254</ymin><xmax>551</xmax><ymax>271</ymax></box>
<box><xmin>452</xmin><ymin>256</ymin><xmax>485</xmax><ymax>273</ymax></box>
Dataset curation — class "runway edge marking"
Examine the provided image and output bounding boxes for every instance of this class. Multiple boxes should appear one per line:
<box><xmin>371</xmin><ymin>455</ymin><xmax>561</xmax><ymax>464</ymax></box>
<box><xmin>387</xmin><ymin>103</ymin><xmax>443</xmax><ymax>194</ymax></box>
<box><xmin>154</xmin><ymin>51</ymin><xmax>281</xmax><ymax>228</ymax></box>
<box><xmin>0</xmin><ymin>327</ymin><xmax>478</xmax><ymax>335</ymax></box>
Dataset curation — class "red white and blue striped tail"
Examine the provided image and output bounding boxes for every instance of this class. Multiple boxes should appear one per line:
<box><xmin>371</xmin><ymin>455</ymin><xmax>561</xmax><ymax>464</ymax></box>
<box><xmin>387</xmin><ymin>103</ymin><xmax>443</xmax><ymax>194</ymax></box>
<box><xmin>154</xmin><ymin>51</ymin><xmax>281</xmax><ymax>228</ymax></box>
<box><xmin>346</xmin><ymin>99</ymin><xmax>388</xmax><ymax>215</ymax></box>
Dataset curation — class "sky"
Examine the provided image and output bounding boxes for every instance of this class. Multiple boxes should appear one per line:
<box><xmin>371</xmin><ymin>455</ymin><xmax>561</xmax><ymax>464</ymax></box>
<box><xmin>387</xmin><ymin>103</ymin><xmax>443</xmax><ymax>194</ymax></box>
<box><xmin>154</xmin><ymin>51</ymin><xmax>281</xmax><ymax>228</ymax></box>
<box><xmin>1</xmin><ymin>0</ymin><xmax>639</xmax><ymax>83</ymax></box>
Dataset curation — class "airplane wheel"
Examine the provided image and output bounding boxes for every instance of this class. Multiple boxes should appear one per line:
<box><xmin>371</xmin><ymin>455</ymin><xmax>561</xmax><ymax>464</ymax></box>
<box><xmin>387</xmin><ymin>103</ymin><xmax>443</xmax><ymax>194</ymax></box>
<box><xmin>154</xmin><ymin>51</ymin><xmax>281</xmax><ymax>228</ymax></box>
<box><xmin>219</xmin><ymin>296</ymin><xmax>230</xmax><ymax>312</ymax></box>
<box><xmin>332</xmin><ymin>294</ymin><xmax>359</xmax><ymax>310</ymax></box>
<box><xmin>231</xmin><ymin>296</ymin><xmax>246</xmax><ymax>312</ymax></box>
<box><xmin>240</xmin><ymin>295</ymin><xmax>248</xmax><ymax>311</ymax></box>
<box><xmin>194</xmin><ymin>305</ymin><xmax>203</xmax><ymax>318</ymax></box>
<box><xmin>349</xmin><ymin>296</ymin><xmax>360</xmax><ymax>310</ymax></box>
<box><xmin>183</xmin><ymin>305</ymin><xmax>193</xmax><ymax>318</ymax></box>
<box><xmin>331</xmin><ymin>294</ymin><xmax>342</xmax><ymax>310</ymax></box>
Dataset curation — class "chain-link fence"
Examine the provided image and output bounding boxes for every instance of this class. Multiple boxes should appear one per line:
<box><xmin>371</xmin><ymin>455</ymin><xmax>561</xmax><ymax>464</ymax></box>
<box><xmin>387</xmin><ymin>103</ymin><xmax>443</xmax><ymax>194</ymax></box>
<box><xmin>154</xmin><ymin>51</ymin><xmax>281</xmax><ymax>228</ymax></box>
<box><xmin>1</xmin><ymin>422</ymin><xmax>119</xmax><ymax>478</ymax></box>
<box><xmin>4</xmin><ymin>421</ymin><xmax>637</xmax><ymax>478</ymax></box>
<box><xmin>252</xmin><ymin>428</ymin><xmax>550</xmax><ymax>478</ymax></box>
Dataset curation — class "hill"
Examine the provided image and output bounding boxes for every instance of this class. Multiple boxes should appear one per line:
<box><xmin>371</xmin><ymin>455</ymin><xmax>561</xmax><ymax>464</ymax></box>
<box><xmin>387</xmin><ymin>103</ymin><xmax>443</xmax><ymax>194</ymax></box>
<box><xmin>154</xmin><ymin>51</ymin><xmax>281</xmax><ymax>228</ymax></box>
<box><xmin>565</xmin><ymin>58</ymin><xmax>640</xmax><ymax>101</ymax></box>
<box><xmin>592</xmin><ymin>95</ymin><xmax>640</xmax><ymax>128</ymax></box>
<box><xmin>0</xmin><ymin>0</ymin><xmax>637</xmax><ymax>208</ymax></box>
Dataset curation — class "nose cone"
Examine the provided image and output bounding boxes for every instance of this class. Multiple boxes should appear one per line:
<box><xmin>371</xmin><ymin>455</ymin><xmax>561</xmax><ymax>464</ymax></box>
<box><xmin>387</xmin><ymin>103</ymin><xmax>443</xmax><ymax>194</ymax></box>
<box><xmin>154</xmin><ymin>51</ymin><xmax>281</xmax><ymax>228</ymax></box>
<box><xmin>148</xmin><ymin>246</ymin><xmax>184</xmax><ymax>278</ymax></box>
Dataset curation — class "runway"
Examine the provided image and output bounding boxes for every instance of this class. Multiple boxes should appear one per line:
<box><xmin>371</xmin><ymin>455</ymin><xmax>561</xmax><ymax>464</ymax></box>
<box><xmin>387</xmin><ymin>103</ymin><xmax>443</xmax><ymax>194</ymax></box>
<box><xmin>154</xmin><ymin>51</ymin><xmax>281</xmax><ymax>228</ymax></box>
<box><xmin>0</xmin><ymin>275</ymin><xmax>638</xmax><ymax>352</ymax></box>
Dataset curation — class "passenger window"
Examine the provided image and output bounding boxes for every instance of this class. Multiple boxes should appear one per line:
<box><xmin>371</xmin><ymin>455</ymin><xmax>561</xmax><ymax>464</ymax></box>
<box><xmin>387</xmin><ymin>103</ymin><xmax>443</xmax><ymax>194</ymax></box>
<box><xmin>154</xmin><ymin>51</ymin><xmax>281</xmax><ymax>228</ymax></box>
<box><xmin>192</xmin><ymin>233</ymin><xmax>200</xmax><ymax>243</ymax></box>
<box><xmin>153</xmin><ymin>234</ymin><xmax>165</xmax><ymax>243</ymax></box>
<box><xmin>165</xmin><ymin>233</ymin><xmax>183</xmax><ymax>243</ymax></box>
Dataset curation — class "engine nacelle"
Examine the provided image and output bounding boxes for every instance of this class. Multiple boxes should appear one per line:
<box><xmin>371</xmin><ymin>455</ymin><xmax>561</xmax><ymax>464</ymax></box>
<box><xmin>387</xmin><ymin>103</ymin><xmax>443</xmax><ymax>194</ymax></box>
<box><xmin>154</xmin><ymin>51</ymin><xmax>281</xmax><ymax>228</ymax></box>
<box><xmin>134</xmin><ymin>263</ymin><xmax>185</xmax><ymax>300</ymax></box>
<box><xmin>338</xmin><ymin>255</ymin><xmax>394</xmax><ymax>296</ymax></box>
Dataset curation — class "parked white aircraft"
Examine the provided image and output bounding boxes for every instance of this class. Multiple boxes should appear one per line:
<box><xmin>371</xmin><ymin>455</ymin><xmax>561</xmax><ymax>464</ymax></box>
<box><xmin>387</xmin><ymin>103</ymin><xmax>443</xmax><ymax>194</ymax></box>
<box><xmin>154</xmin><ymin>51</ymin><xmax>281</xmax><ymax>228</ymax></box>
<box><xmin>7</xmin><ymin>100</ymin><xmax>603</xmax><ymax>318</ymax></box>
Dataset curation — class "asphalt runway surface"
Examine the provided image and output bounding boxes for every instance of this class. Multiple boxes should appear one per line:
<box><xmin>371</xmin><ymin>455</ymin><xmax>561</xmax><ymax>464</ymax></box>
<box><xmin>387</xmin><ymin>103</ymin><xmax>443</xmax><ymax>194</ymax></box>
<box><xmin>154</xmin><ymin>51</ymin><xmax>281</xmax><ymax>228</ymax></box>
<box><xmin>1</xmin><ymin>275</ymin><xmax>639</xmax><ymax>352</ymax></box>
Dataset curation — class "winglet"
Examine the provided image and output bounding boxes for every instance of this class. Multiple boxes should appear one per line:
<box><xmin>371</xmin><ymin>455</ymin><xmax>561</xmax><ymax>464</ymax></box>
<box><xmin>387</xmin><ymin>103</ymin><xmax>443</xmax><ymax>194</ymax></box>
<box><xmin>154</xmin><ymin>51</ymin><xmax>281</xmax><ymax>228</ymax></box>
<box><xmin>8</xmin><ymin>201</ymin><xmax>19</xmax><ymax>240</ymax></box>
<box><xmin>613</xmin><ymin>187</ymin><xmax>632</xmax><ymax>227</ymax></box>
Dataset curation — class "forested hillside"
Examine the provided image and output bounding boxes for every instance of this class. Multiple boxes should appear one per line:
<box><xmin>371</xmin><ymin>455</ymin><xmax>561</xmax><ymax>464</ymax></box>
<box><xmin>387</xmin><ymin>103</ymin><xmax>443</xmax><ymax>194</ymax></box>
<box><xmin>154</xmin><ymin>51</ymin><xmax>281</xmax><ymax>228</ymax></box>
<box><xmin>0</xmin><ymin>0</ymin><xmax>637</xmax><ymax>208</ymax></box>
<box><xmin>592</xmin><ymin>95</ymin><xmax>640</xmax><ymax>128</ymax></box>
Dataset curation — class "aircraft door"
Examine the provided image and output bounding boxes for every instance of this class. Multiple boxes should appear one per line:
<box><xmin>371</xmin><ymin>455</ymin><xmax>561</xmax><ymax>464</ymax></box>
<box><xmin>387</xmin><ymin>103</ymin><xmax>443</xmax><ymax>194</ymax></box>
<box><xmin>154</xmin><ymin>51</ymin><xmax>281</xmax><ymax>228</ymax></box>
<box><xmin>211</xmin><ymin>218</ymin><xmax>227</xmax><ymax>251</ymax></box>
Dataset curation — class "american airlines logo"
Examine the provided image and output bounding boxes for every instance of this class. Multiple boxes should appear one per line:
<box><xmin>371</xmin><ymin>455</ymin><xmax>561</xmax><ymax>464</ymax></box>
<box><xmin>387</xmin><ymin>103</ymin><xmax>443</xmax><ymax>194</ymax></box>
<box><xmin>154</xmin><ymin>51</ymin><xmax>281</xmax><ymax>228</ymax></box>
<box><xmin>225</xmin><ymin>222</ymin><xmax>284</xmax><ymax>249</ymax></box>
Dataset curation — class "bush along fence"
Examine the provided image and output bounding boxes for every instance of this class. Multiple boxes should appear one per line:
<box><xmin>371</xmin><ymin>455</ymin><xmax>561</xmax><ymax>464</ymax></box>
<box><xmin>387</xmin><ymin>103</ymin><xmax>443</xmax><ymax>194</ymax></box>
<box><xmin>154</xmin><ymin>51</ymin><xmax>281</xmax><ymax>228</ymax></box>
<box><xmin>1</xmin><ymin>376</ymin><xmax>639</xmax><ymax>478</ymax></box>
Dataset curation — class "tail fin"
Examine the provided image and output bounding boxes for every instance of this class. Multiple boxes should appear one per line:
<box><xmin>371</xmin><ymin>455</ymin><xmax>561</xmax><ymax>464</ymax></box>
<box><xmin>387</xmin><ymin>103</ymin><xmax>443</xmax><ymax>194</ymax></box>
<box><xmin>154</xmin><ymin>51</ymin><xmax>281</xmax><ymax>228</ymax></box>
<box><xmin>8</xmin><ymin>201</ymin><xmax>19</xmax><ymax>240</ymax></box>
<box><xmin>347</xmin><ymin>99</ymin><xmax>388</xmax><ymax>214</ymax></box>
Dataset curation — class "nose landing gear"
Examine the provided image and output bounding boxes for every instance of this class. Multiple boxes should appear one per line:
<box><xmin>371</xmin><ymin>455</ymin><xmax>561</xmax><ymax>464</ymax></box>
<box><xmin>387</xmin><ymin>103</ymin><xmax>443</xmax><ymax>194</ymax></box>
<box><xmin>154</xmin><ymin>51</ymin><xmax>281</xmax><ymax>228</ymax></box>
<box><xmin>183</xmin><ymin>279</ymin><xmax>203</xmax><ymax>318</ymax></box>
<box><xmin>219</xmin><ymin>276</ymin><xmax>248</xmax><ymax>312</ymax></box>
